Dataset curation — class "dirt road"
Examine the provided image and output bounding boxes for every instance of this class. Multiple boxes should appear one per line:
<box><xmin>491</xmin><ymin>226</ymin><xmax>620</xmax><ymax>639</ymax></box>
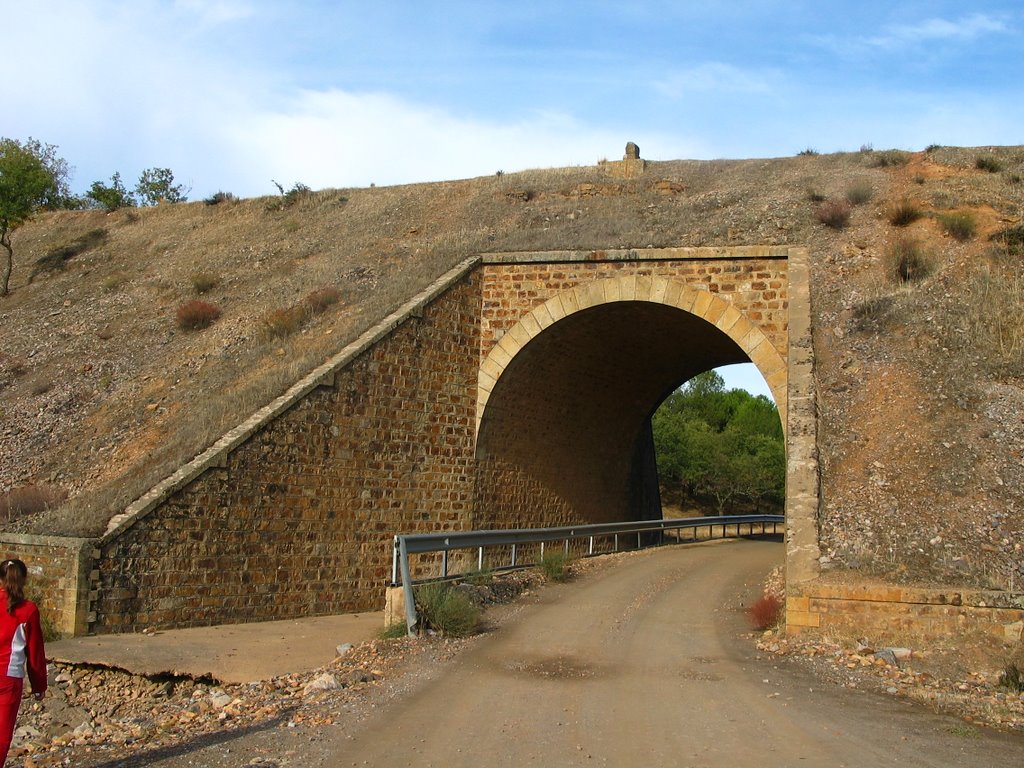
<box><xmin>121</xmin><ymin>539</ymin><xmax>1024</xmax><ymax>767</ymax></box>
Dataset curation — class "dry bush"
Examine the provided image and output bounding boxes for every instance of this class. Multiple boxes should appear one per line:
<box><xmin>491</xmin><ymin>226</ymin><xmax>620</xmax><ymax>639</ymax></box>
<box><xmin>815</xmin><ymin>199</ymin><xmax>852</xmax><ymax>229</ymax></box>
<box><xmin>869</xmin><ymin>149</ymin><xmax>910</xmax><ymax>168</ymax></box>
<box><xmin>936</xmin><ymin>211</ymin><xmax>977</xmax><ymax>242</ymax></box>
<box><xmin>746</xmin><ymin>594</ymin><xmax>783</xmax><ymax>630</ymax></box>
<box><xmin>0</xmin><ymin>485</ymin><xmax>66</xmax><ymax>521</ymax></box>
<box><xmin>976</xmin><ymin>155</ymin><xmax>1003</xmax><ymax>173</ymax></box>
<box><xmin>189</xmin><ymin>272</ymin><xmax>220</xmax><ymax>294</ymax></box>
<box><xmin>885</xmin><ymin>236</ymin><xmax>934</xmax><ymax>284</ymax></box>
<box><xmin>261</xmin><ymin>305</ymin><xmax>308</xmax><ymax>338</ymax></box>
<box><xmin>888</xmin><ymin>199</ymin><xmax>923</xmax><ymax>227</ymax></box>
<box><xmin>990</xmin><ymin>223</ymin><xmax>1024</xmax><ymax>257</ymax></box>
<box><xmin>303</xmin><ymin>286</ymin><xmax>341</xmax><ymax>314</ymax></box>
<box><xmin>176</xmin><ymin>300</ymin><xmax>222</xmax><ymax>330</ymax></box>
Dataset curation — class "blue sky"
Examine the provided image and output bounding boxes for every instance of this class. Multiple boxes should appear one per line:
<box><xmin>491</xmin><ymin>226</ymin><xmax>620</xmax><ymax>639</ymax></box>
<box><xmin>6</xmin><ymin>1</ymin><xmax>1021</xmax><ymax>396</ymax></box>
<box><xmin>6</xmin><ymin>1</ymin><xmax>1021</xmax><ymax>201</ymax></box>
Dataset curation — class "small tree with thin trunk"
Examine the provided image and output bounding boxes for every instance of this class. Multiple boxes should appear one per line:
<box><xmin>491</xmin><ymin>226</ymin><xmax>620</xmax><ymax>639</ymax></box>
<box><xmin>0</xmin><ymin>137</ymin><xmax>69</xmax><ymax>296</ymax></box>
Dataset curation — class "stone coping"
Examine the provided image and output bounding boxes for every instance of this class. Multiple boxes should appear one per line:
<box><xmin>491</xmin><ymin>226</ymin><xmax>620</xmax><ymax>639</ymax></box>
<box><xmin>481</xmin><ymin>246</ymin><xmax>794</xmax><ymax>264</ymax></box>
<box><xmin>0</xmin><ymin>533</ymin><xmax>93</xmax><ymax>549</ymax></box>
<box><xmin>99</xmin><ymin>256</ymin><xmax>482</xmax><ymax>544</ymax></box>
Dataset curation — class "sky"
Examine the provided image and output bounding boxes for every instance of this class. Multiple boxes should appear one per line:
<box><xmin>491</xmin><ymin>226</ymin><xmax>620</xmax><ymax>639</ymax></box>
<box><xmin>6</xmin><ymin>0</ymin><xmax>1022</xmax><ymax>397</ymax></box>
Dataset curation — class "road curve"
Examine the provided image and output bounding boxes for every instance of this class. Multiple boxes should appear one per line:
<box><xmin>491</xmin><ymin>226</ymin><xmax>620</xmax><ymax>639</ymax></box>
<box><xmin>332</xmin><ymin>538</ymin><xmax>1023</xmax><ymax>768</ymax></box>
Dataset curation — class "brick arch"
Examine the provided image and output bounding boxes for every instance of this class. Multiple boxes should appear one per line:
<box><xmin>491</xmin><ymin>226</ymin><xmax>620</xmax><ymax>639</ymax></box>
<box><xmin>476</xmin><ymin>275</ymin><xmax>788</xmax><ymax>438</ymax></box>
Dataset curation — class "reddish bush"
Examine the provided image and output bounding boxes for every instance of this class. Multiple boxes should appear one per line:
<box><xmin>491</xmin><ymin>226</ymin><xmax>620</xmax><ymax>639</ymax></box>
<box><xmin>176</xmin><ymin>300</ymin><xmax>222</xmax><ymax>330</ymax></box>
<box><xmin>815</xmin><ymin>199</ymin><xmax>852</xmax><ymax>229</ymax></box>
<box><xmin>746</xmin><ymin>594</ymin><xmax>783</xmax><ymax>630</ymax></box>
<box><xmin>303</xmin><ymin>286</ymin><xmax>341</xmax><ymax>314</ymax></box>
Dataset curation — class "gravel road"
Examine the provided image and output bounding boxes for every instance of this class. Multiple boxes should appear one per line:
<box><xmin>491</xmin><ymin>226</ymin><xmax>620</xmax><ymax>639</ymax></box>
<box><xmin>85</xmin><ymin>539</ymin><xmax>1024</xmax><ymax>767</ymax></box>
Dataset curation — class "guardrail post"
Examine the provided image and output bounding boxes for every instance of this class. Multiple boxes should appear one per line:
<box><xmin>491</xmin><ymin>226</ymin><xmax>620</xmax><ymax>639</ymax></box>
<box><xmin>442</xmin><ymin>550</ymin><xmax>448</xmax><ymax>579</ymax></box>
<box><xmin>478</xmin><ymin>546</ymin><xmax>484</xmax><ymax>571</ymax></box>
<box><xmin>511</xmin><ymin>543</ymin><xmax>517</xmax><ymax>567</ymax></box>
<box><xmin>391</xmin><ymin>537</ymin><xmax>399</xmax><ymax>585</ymax></box>
<box><xmin>398</xmin><ymin>537</ymin><xmax>418</xmax><ymax>637</ymax></box>
<box><xmin>588</xmin><ymin>536</ymin><xmax>594</xmax><ymax>556</ymax></box>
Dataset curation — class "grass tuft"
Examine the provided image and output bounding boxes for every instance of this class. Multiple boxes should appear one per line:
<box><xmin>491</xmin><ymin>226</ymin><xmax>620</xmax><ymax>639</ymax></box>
<box><xmin>189</xmin><ymin>272</ymin><xmax>220</xmax><ymax>295</ymax></box>
<box><xmin>379</xmin><ymin>621</ymin><xmax>409</xmax><ymax>640</ymax></box>
<box><xmin>936</xmin><ymin>211</ymin><xmax>977</xmax><ymax>242</ymax></box>
<box><xmin>885</xmin><ymin>236</ymin><xmax>933</xmax><ymax>284</ymax></box>
<box><xmin>176</xmin><ymin>300</ymin><xmax>222</xmax><ymax>330</ymax></box>
<box><xmin>845</xmin><ymin>181</ymin><xmax>874</xmax><ymax>205</ymax></box>
<box><xmin>888</xmin><ymin>199</ymin><xmax>923</xmax><ymax>227</ymax></box>
<box><xmin>539</xmin><ymin>549</ymin><xmax>572</xmax><ymax>582</ymax></box>
<box><xmin>999</xmin><ymin>663</ymin><xmax>1023</xmax><ymax>692</ymax></box>
<box><xmin>414</xmin><ymin>582</ymin><xmax>480</xmax><ymax>637</ymax></box>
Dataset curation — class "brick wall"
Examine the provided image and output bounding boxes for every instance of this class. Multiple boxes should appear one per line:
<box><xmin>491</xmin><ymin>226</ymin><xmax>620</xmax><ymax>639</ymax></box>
<box><xmin>90</xmin><ymin>274</ymin><xmax>482</xmax><ymax>632</ymax></box>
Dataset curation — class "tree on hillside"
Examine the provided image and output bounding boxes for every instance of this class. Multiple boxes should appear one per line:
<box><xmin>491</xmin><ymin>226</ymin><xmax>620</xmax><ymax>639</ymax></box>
<box><xmin>0</xmin><ymin>137</ymin><xmax>71</xmax><ymax>296</ymax></box>
<box><xmin>87</xmin><ymin>172</ymin><xmax>136</xmax><ymax>211</ymax></box>
<box><xmin>135</xmin><ymin>167</ymin><xmax>187</xmax><ymax>205</ymax></box>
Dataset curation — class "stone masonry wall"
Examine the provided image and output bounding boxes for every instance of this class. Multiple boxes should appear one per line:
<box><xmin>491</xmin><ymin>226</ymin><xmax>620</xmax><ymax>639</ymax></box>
<box><xmin>479</xmin><ymin>252</ymin><xmax>789</xmax><ymax>364</ymax></box>
<box><xmin>1</xmin><ymin>534</ymin><xmax>93</xmax><ymax>637</ymax></box>
<box><xmin>90</xmin><ymin>275</ymin><xmax>482</xmax><ymax>633</ymax></box>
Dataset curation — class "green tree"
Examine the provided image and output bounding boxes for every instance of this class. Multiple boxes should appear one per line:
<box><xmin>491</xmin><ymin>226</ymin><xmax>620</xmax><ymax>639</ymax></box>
<box><xmin>135</xmin><ymin>167</ymin><xmax>187</xmax><ymax>205</ymax></box>
<box><xmin>87</xmin><ymin>172</ymin><xmax>135</xmax><ymax>211</ymax></box>
<box><xmin>0</xmin><ymin>138</ymin><xmax>70</xmax><ymax>296</ymax></box>
<box><xmin>651</xmin><ymin>370</ymin><xmax>785</xmax><ymax>514</ymax></box>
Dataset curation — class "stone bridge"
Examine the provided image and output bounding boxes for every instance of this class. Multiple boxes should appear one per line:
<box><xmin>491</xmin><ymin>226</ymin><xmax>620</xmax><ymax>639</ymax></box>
<box><xmin>13</xmin><ymin>245</ymin><xmax>821</xmax><ymax>637</ymax></box>
<box><xmin>17</xmin><ymin>244</ymin><xmax>1018</xmax><ymax>643</ymax></box>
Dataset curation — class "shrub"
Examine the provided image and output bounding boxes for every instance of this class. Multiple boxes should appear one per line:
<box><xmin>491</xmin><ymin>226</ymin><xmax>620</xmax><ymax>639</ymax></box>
<box><xmin>539</xmin><ymin>549</ymin><xmax>572</xmax><ymax>582</ymax></box>
<box><xmin>852</xmin><ymin>294</ymin><xmax>897</xmax><ymax>331</ymax></box>
<box><xmin>886</xmin><ymin>236</ymin><xmax>933</xmax><ymax>283</ymax></box>
<box><xmin>464</xmin><ymin>566</ymin><xmax>494</xmax><ymax>587</ymax></box>
<box><xmin>805</xmin><ymin>188</ymin><xmax>826</xmax><ymax>203</ymax></box>
<box><xmin>975</xmin><ymin>155</ymin><xmax>1002</xmax><ymax>173</ymax></box>
<box><xmin>29</xmin><ymin>379</ymin><xmax>52</xmax><ymax>396</ymax></box>
<box><xmin>0</xmin><ymin>484</ymin><xmax>65</xmax><ymax>521</ymax></box>
<box><xmin>999</xmin><ymin>664</ymin><xmax>1023</xmax><ymax>692</ymax></box>
<box><xmin>746</xmin><ymin>594</ymin><xmax>783</xmax><ymax>630</ymax></box>
<box><xmin>936</xmin><ymin>211</ymin><xmax>977</xmax><ymax>242</ymax></box>
<box><xmin>267</xmin><ymin>180</ymin><xmax>312</xmax><ymax>211</ymax></box>
<box><xmin>189</xmin><ymin>272</ymin><xmax>220</xmax><ymax>294</ymax></box>
<box><xmin>103</xmin><ymin>272</ymin><xmax>130</xmax><ymax>292</ymax></box>
<box><xmin>888</xmin><ymin>199</ymin><xmax>923</xmax><ymax>227</ymax></box>
<box><xmin>414</xmin><ymin>582</ymin><xmax>479</xmax><ymax>637</ymax></box>
<box><xmin>176</xmin><ymin>300</ymin><xmax>222</xmax><ymax>330</ymax></box>
<box><xmin>204</xmin><ymin>191</ymin><xmax>235</xmax><ymax>205</ymax></box>
<box><xmin>845</xmin><ymin>181</ymin><xmax>874</xmax><ymax>205</ymax></box>
<box><xmin>261</xmin><ymin>305</ymin><xmax>308</xmax><ymax>338</ymax></box>
<box><xmin>815</xmin><ymin>199</ymin><xmax>852</xmax><ymax>229</ymax></box>
<box><xmin>797</xmin><ymin>148</ymin><xmax>819</xmax><ymax>156</ymax></box>
<box><xmin>869</xmin><ymin>150</ymin><xmax>910</xmax><ymax>168</ymax></box>
<box><xmin>303</xmin><ymin>287</ymin><xmax>341</xmax><ymax>314</ymax></box>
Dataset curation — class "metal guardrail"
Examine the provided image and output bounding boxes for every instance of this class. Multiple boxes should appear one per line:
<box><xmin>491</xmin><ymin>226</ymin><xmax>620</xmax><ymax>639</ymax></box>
<box><xmin>391</xmin><ymin>514</ymin><xmax>784</xmax><ymax>635</ymax></box>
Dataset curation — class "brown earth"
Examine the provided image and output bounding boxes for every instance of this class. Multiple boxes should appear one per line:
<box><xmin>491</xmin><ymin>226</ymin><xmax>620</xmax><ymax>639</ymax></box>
<box><xmin>1</xmin><ymin>145</ymin><xmax>1022</xmax><ymax>599</ymax></box>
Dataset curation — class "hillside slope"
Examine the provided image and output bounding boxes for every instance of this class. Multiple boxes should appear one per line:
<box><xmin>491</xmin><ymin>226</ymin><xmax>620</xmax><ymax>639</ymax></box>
<box><xmin>1</xmin><ymin>146</ymin><xmax>1021</xmax><ymax>591</ymax></box>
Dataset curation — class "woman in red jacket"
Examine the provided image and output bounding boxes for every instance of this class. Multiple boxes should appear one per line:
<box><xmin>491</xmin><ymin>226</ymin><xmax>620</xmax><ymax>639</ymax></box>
<box><xmin>0</xmin><ymin>558</ymin><xmax>47</xmax><ymax>764</ymax></box>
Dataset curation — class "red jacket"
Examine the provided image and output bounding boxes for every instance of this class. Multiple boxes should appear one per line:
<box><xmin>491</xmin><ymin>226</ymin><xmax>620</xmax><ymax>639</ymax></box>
<box><xmin>0</xmin><ymin>594</ymin><xmax>47</xmax><ymax>695</ymax></box>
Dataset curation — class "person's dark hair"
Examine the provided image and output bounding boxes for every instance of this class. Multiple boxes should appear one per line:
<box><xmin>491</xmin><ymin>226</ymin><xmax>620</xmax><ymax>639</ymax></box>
<box><xmin>2</xmin><ymin>559</ymin><xmax>28</xmax><ymax>615</ymax></box>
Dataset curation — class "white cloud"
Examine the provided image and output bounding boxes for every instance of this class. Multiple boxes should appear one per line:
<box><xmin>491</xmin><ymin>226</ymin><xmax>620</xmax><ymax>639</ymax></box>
<box><xmin>655</xmin><ymin>62</ymin><xmax>775</xmax><ymax>99</ymax></box>
<box><xmin>812</xmin><ymin>13</ymin><xmax>1009</xmax><ymax>56</ymax></box>
<box><xmin>220</xmin><ymin>89</ymin><xmax>704</xmax><ymax>193</ymax></box>
<box><xmin>866</xmin><ymin>13</ymin><xmax>1007</xmax><ymax>48</ymax></box>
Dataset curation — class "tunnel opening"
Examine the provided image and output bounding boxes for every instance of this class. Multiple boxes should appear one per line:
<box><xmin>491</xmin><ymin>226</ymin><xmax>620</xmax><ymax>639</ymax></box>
<box><xmin>473</xmin><ymin>300</ymin><xmax>766</xmax><ymax>530</ymax></box>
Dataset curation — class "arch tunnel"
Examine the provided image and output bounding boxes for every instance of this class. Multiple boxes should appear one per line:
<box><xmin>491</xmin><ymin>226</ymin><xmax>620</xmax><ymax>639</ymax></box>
<box><xmin>473</xmin><ymin>299</ymin><xmax>759</xmax><ymax>529</ymax></box>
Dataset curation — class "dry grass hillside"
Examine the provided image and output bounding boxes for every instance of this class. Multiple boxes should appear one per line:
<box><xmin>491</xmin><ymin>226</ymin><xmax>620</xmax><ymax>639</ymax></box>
<box><xmin>1</xmin><ymin>145</ymin><xmax>1021</xmax><ymax>592</ymax></box>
